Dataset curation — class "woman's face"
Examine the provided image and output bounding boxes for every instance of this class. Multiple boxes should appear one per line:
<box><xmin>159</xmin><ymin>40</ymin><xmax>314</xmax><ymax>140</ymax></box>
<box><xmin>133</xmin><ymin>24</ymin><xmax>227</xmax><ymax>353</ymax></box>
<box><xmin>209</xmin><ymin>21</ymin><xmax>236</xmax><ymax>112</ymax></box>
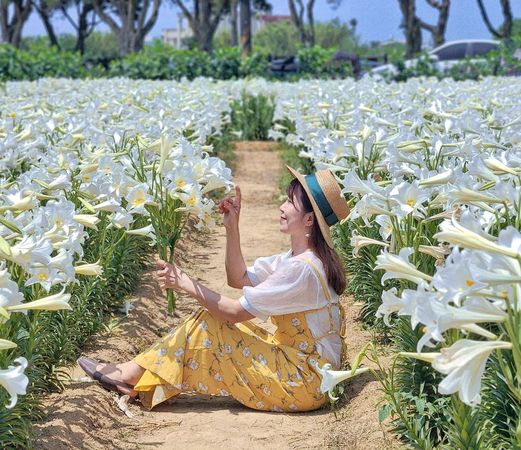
<box><xmin>279</xmin><ymin>193</ymin><xmax>313</xmax><ymax>236</ymax></box>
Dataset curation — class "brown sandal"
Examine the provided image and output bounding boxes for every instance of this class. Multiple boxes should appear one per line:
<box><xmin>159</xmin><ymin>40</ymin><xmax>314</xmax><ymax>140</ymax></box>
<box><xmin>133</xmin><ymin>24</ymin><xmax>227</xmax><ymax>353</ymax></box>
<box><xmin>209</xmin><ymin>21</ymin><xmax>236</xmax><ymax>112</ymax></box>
<box><xmin>77</xmin><ymin>356</ymin><xmax>137</xmax><ymax>397</ymax></box>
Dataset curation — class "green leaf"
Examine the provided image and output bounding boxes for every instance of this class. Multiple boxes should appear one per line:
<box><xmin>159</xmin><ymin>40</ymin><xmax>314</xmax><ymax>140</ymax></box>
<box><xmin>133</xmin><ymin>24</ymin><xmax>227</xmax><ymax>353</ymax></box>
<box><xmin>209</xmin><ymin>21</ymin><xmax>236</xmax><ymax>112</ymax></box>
<box><xmin>379</xmin><ymin>404</ymin><xmax>391</xmax><ymax>423</ymax></box>
<box><xmin>78</xmin><ymin>197</ymin><xmax>96</xmax><ymax>213</ymax></box>
<box><xmin>350</xmin><ymin>342</ymin><xmax>370</xmax><ymax>375</ymax></box>
<box><xmin>0</xmin><ymin>216</ymin><xmax>22</xmax><ymax>234</ymax></box>
<box><xmin>0</xmin><ymin>235</ymin><xmax>12</xmax><ymax>256</ymax></box>
<box><xmin>0</xmin><ymin>306</ymin><xmax>10</xmax><ymax>320</ymax></box>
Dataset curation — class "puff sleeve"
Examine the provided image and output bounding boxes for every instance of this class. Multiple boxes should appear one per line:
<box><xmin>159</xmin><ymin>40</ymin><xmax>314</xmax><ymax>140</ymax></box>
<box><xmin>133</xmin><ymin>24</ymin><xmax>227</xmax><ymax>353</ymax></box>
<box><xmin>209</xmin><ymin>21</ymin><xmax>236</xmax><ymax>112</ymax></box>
<box><xmin>239</xmin><ymin>258</ymin><xmax>322</xmax><ymax>321</ymax></box>
<box><xmin>246</xmin><ymin>252</ymin><xmax>288</xmax><ymax>286</ymax></box>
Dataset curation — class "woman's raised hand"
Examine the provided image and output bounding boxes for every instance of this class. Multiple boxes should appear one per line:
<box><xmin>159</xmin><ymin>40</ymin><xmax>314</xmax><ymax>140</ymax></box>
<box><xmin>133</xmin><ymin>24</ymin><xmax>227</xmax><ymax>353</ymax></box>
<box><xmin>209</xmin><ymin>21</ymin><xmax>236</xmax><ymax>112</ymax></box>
<box><xmin>218</xmin><ymin>186</ymin><xmax>241</xmax><ymax>230</ymax></box>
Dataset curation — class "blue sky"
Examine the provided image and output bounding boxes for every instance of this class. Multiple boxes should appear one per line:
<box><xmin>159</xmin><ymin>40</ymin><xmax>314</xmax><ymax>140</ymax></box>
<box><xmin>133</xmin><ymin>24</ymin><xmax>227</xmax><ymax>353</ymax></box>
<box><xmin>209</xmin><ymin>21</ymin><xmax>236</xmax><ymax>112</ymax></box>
<box><xmin>22</xmin><ymin>0</ymin><xmax>521</xmax><ymax>46</ymax></box>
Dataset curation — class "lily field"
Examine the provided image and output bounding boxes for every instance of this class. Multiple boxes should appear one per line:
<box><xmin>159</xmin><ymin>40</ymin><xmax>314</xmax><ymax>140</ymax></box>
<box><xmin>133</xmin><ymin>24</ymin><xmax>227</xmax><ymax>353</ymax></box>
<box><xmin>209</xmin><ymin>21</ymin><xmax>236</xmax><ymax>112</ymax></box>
<box><xmin>1</xmin><ymin>76</ymin><xmax>520</xmax><ymax>448</ymax></box>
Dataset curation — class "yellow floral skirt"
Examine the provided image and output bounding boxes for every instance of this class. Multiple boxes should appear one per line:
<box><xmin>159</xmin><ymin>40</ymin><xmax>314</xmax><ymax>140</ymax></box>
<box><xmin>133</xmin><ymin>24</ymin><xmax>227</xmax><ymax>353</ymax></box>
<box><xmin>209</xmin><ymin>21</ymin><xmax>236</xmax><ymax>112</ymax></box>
<box><xmin>133</xmin><ymin>308</ymin><xmax>328</xmax><ymax>412</ymax></box>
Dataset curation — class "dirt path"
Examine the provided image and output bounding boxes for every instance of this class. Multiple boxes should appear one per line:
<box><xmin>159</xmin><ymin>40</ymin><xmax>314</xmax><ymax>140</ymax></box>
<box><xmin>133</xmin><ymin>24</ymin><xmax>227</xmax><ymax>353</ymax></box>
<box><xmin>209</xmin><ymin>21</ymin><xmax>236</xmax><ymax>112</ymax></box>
<box><xmin>33</xmin><ymin>141</ymin><xmax>397</xmax><ymax>450</ymax></box>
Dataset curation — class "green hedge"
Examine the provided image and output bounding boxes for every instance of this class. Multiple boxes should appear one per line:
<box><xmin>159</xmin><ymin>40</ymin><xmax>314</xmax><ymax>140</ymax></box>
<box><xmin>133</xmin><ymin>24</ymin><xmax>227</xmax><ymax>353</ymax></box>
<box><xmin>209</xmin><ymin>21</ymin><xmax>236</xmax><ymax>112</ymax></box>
<box><xmin>0</xmin><ymin>42</ymin><xmax>348</xmax><ymax>81</ymax></box>
<box><xmin>0</xmin><ymin>44</ymin><xmax>88</xmax><ymax>81</ymax></box>
<box><xmin>2</xmin><ymin>39</ymin><xmax>518</xmax><ymax>82</ymax></box>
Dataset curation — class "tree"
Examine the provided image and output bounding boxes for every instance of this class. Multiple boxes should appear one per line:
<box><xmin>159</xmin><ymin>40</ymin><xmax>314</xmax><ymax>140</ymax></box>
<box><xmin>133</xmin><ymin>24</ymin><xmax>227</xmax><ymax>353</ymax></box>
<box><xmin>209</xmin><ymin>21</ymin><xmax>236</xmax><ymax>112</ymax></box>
<box><xmin>253</xmin><ymin>19</ymin><xmax>298</xmax><ymax>56</ymax></box>
<box><xmin>476</xmin><ymin>0</ymin><xmax>512</xmax><ymax>40</ymax></box>
<box><xmin>92</xmin><ymin>0</ymin><xmax>161</xmax><ymax>55</ymax></box>
<box><xmin>31</xmin><ymin>0</ymin><xmax>63</xmax><ymax>48</ymax></box>
<box><xmin>315</xmin><ymin>18</ymin><xmax>358</xmax><ymax>52</ymax></box>
<box><xmin>397</xmin><ymin>0</ymin><xmax>422</xmax><ymax>56</ymax></box>
<box><xmin>60</xmin><ymin>0</ymin><xmax>100</xmax><ymax>54</ymax></box>
<box><xmin>418</xmin><ymin>0</ymin><xmax>450</xmax><ymax>47</ymax></box>
<box><xmin>230</xmin><ymin>0</ymin><xmax>238</xmax><ymax>46</ymax></box>
<box><xmin>173</xmin><ymin>0</ymin><xmax>228</xmax><ymax>52</ymax></box>
<box><xmin>239</xmin><ymin>0</ymin><xmax>250</xmax><ymax>55</ymax></box>
<box><xmin>287</xmin><ymin>0</ymin><xmax>315</xmax><ymax>47</ymax></box>
<box><xmin>287</xmin><ymin>0</ymin><xmax>341</xmax><ymax>47</ymax></box>
<box><xmin>0</xmin><ymin>0</ymin><xmax>33</xmax><ymax>48</ymax></box>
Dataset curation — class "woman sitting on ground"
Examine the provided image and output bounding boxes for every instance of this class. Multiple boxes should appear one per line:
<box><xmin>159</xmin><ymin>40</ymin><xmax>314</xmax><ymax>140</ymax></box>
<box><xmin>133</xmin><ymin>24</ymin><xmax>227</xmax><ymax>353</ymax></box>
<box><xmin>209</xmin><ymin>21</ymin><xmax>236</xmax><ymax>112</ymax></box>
<box><xmin>78</xmin><ymin>166</ymin><xmax>349</xmax><ymax>412</ymax></box>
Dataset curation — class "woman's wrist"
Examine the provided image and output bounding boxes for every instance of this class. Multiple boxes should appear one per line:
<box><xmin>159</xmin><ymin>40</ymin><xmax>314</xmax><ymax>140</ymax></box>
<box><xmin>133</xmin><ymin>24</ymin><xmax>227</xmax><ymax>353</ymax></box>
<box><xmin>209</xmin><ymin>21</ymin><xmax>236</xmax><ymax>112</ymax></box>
<box><xmin>225</xmin><ymin>223</ymin><xmax>239</xmax><ymax>234</ymax></box>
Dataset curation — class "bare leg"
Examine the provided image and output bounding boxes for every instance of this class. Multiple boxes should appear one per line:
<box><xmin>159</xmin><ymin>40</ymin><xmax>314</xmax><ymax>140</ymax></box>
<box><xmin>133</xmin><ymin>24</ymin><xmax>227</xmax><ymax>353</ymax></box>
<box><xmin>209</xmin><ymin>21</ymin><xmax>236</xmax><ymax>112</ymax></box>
<box><xmin>95</xmin><ymin>360</ymin><xmax>146</xmax><ymax>395</ymax></box>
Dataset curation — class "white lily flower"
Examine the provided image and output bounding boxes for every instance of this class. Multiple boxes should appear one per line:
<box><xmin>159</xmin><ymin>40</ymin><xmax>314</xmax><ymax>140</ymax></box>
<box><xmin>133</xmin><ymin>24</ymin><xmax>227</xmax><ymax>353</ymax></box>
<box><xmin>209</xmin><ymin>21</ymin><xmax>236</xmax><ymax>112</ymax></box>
<box><xmin>158</xmin><ymin>135</ymin><xmax>170</xmax><ymax>175</ymax></box>
<box><xmin>415</xmin><ymin>295</ymin><xmax>506</xmax><ymax>351</ymax></box>
<box><xmin>74</xmin><ymin>214</ymin><xmax>100</xmax><ymax>230</ymax></box>
<box><xmin>0</xmin><ymin>339</ymin><xmax>17</xmax><ymax>350</ymax></box>
<box><xmin>376</xmin><ymin>287</ymin><xmax>419</xmax><ymax>326</ymax></box>
<box><xmin>177</xmin><ymin>187</ymin><xmax>203</xmax><ymax>214</ymax></box>
<box><xmin>74</xmin><ymin>261</ymin><xmax>103</xmax><ymax>276</ymax></box>
<box><xmin>125</xmin><ymin>183</ymin><xmax>154</xmax><ymax>214</ymax></box>
<box><xmin>315</xmin><ymin>363</ymin><xmax>370</xmax><ymax>401</ymax></box>
<box><xmin>467</xmin><ymin>157</ymin><xmax>500</xmax><ymax>182</ymax></box>
<box><xmin>435</xmin><ymin>219</ymin><xmax>520</xmax><ymax>259</ymax></box>
<box><xmin>0</xmin><ymin>194</ymin><xmax>37</xmax><ymax>212</ymax></box>
<box><xmin>126</xmin><ymin>224</ymin><xmax>155</xmax><ymax>239</ymax></box>
<box><xmin>418</xmin><ymin>169</ymin><xmax>453</xmax><ymax>186</ymax></box>
<box><xmin>448</xmin><ymin>187</ymin><xmax>503</xmax><ymax>204</ymax></box>
<box><xmin>7</xmin><ymin>290</ymin><xmax>72</xmax><ymax>312</ymax></box>
<box><xmin>375</xmin><ymin>214</ymin><xmax>393</xmax><ymax>240</ymax></box>
<box><xmin>432</xmin><ymin>339</ymin><xmax>513</xmax><ymax>406</ymax></box>
<box><xmin>341</xmin><ymin>170</ymin><xmax>387</xmax><ymax>200</ymax></box>
<box><xmin>201</xmin><ymin>175</ymin><xmax>229</xmax><ymax>195</ymax></box>
<box><xmin>166</xmin><ymin>165</ymin><xmax>197</xmax><ymax>194</ymax></box>
<box><xmin>350</xmin><ymin>233</ymin><xmax>389</xmax><ymax>257</ymax></box>
<box><xmin>0</xmin><ymin>357</ymin><xmax>29</xmax><ymax>409</ymax></box>
<box><xmin>418</xmin><ymin>245</ymin><xmax>450</xmax><ymax>262</ymax></box>
<box><xmin>432</xmin><ymin>248</ymin><xmax>488</xmax><ymax>305</ymax></box>
<box><xmin>484</xmin><ymin>156</ymin><xmax>517</xmax><ymax>175</ymax></box>
<box><xmin>111</xmin><ymin>210</ymin><xmax>134</xmax><ymax>229</ymax></box>
<box><xmin>46</xmin><ymin>173</ymin><xmax>72</xmax><ymax>191</ymax></box>
<box><xmin>389</xmin><ymin>180</ymin><xmax>430</xmax><ymax>218</ymax></box>
<box><xmin>93</xmin><ymin>199</ymin><xmax>121</xmax><ymax>213</ymax></box>
<box><xmin>350</xmin><ymin>195</ymin><xmax>394</xmax><ymax>224</ymax></box>
<box><xmin>0</xmin><ymin>236</ymin><xmax>48</xmax><ymax>269</ymax></box>
<box><xmin>375</xmin><ymin>247</ymin><xmax>433</xmax><ymax>285</ymax></box>
<box><xmin>25</xmin><ymin>265</ymin><xmax>63</xmax><ymax>293</ymax></box>
<box><xmin>0</xmin><ymin>263</ymin><xmax>24</xmax><ymax>316</ymax></box>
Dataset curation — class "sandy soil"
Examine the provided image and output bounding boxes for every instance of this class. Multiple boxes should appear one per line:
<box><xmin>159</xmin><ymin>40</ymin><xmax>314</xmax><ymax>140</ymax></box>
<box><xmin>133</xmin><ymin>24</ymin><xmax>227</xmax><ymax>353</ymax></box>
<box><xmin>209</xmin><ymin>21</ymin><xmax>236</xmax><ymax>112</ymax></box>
<box><xmin>33</xmin><ymin>141</ymin><xmax>399</xmax><ymax>450</ymax></box>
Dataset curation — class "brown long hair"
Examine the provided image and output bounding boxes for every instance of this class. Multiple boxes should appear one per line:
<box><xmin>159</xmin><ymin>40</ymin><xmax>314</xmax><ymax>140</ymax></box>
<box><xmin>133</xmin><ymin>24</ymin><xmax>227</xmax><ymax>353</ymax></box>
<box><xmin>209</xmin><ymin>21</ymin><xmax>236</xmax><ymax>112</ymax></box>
<box><xmin>287</xmin><ymin>178</ymin><xmax>346</xmax><ymax>295</ymax></box>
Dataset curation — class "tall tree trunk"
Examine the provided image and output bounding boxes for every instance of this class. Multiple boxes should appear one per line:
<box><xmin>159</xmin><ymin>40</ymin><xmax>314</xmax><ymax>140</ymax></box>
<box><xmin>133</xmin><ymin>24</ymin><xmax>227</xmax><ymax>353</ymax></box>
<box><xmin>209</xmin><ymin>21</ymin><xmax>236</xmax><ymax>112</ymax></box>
<box><xmin>288</xmin><ymin>0</ymin><xmax>316</xmax><ymax>47</ymax></box>
<box><xmin>230</xmin><ymin>0</ymin><xmax>238</xmax><ymax>46</ymax></box>
<box><xmin>93</xmin><ymin>0</ymin><xmax>161</xmax><ymax>56</ymax></box>
<box><xmin>76</xmin><ymin>5</ymin><xmax>91</xmax><ymax>54</ymax></box>
<box><xmin>419</xmin><ymin>0</ymin><xmax>450</xmax><ymax>47</ymax></box>
<box><xmin>306</xmin><ymin>0</ymin><xmax>315</xmax><ymax>46</ymax></box>
<box><xmin>398</xmin><ymin>0</ymin><xmax>422</xmax><ymax>57</ymax></box>
<box><xmin>239</xmin><ymin>0</ymin><xmax>251</xmax><ymax>56</ymax></box>
<box><xmin>33</xmin><ymin>1</ymin><xmax>60</xmax><ymax>48</ymax></box>
<box><xmin>0</xmin><ymin>0</ymin><xmax>33</xmax><ymax>47</ymax></box>
<box><xmin>61</xmin><ymin>1</ymin><xmax>97</xmax><ymax>55</ymax></box>
<box><xmin>174</xmin><ymin>0</ymin><xmax>227</xmax><ymax>53</ymax></box>
<box><xmin>476</xmin><ymin>0</ymin><xmax>512</xmax><ymax>39</ymax></box>
<box><xmin>288</xmin><ymin>0</ymin><xmax>306</xmax><ymax>45</ymax></box>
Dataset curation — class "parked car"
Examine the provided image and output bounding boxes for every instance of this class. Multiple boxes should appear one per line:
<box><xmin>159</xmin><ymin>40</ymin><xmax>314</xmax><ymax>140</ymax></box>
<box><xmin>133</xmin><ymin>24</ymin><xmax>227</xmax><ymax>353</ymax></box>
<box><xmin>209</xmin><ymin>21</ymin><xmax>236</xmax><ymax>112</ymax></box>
<box><xmin>268</xmin><ymin>56</ymin><xmax>299</xmax><ymax>75</ymax></box>
<box><xmin>367</xmin><ymin>39</ymin><xmax>499</xmax><ymax>78</ymax></box>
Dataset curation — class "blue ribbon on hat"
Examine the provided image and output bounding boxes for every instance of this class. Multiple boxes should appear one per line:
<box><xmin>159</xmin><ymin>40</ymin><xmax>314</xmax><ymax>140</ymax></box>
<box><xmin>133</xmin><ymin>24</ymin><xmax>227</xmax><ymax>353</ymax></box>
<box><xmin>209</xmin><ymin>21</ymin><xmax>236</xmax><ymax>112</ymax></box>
<box><xmin>304</xmin><ymin>174</ymin><xmax>338</xmax><ymax>226</ymax></box>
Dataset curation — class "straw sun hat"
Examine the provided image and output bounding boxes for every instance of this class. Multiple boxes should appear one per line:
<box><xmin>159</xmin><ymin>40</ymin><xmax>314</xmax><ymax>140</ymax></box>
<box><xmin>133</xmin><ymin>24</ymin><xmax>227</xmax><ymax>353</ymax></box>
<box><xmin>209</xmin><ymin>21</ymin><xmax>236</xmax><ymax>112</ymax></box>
<box><xmin>286</xmin><ymin>165</ymin><xmax>350</xmax><ymax>248</ymax></box>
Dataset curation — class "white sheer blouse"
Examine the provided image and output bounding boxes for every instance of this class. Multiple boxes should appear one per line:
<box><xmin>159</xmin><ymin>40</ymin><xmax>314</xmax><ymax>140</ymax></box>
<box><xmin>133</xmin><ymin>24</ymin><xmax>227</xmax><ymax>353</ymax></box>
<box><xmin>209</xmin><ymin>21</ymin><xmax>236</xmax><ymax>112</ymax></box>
<box><xmin>239</xmin><ymin>249</ymin><xmax>343</xmax><ymax>368</ymax></box>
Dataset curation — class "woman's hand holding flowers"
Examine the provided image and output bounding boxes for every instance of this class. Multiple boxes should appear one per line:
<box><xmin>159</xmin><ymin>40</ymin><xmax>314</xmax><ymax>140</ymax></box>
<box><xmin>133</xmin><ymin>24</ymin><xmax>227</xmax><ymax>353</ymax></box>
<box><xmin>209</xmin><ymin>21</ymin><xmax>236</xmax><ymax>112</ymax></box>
<box><xmin>156</xmin><ymin>259</ymin><xmax>184</xmax><ymax>291</ymax></box>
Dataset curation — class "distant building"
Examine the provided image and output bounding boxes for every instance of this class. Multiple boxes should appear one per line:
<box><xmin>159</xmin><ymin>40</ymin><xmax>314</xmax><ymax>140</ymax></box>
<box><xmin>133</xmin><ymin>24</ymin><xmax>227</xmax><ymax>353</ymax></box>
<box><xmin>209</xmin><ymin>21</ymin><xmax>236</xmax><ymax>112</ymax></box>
<box><xmin>162</xmin><ymin>13</ymin><xmax>194</xmax><ymax>49</ymax></box>
<box><xmin>162</xmin><ymin>13</ymin><xmax>291</xmax><ymax>49</ymax></box>
<box><xmin>256</xmin><ymin>14</ymin><xmax>291</xmax><ymax>33</ymax></box>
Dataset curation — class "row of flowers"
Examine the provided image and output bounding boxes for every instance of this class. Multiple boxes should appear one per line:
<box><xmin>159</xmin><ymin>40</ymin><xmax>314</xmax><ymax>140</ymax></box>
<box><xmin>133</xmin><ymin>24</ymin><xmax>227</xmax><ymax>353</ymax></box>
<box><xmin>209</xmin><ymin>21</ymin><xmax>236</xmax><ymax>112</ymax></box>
<box><xmin>0</xmin><ymin>78</ymin><xmax>236</xmax><ymax>414</ymax></box>
<box><xmin>266</xmin><ymin>76</ymin><xmax>521</xmax><ymax>445</ymax></box>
